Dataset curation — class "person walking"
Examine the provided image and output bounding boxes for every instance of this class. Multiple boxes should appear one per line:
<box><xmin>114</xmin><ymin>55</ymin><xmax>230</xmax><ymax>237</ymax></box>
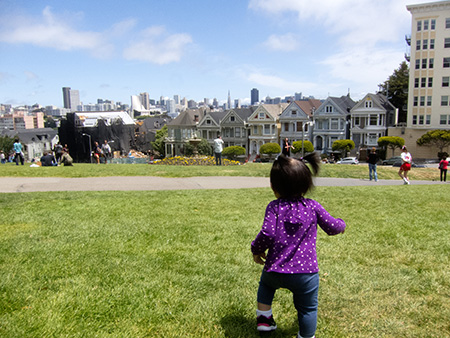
<box><xmin>439</xmin><ymin>156</ymin><xmax>449</xmax><ymax>182</ymax></box>
<box><xmin>398</xmin><ymin>145</ymin><xmax>412</xmax><ymax>185</ymax></box>
<box><xmin>13</xmin><ymin>139</ymin><xmax>24</xmax><ymax>165</ymax></box>
<box><xmin>251</xmin><ymin>153</ymin><xmax>346</xmax><ymax>338</ymax></box>
<box><xmin>213</xmin><ymin>134</ymin><xmax>224</xmax><ymax>166</ymax></box>
<box><xmin>367</xmin><ymin>147</ymin><xmax>378</xmax><ymax>181</ymax></box>
<box><xmin>101</xmin><ymin>140</ymin><xmax>112</xmax><ymax>164</ymax></box>
<box><xmin>93</xmin><ymin>141</ymin><xmax>102</xmax><ymax>164</ymax></box>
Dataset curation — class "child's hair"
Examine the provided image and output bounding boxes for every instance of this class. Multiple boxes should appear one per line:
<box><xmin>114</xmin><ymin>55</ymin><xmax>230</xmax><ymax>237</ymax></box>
<box><xmin>270</xmin><ymin>153</ymin><xmax>320</xmax><ymax>198</ymax></box>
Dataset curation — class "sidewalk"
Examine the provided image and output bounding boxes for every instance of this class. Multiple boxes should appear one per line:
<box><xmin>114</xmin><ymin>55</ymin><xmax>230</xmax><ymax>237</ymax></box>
<box><xmin>0</xmin><ymin>176</ymin><xmax>443</xmax><ymax>193</ymax></box>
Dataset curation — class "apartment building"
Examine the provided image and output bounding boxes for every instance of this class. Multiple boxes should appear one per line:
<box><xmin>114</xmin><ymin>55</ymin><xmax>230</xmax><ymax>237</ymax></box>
<box><xmin>390</xmin><ymin>1</ymin><xmax>450</xmax><ymax>159</ymax></box>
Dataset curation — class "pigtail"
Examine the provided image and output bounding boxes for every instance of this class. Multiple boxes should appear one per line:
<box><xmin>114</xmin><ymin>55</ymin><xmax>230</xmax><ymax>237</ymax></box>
<box><xmin>302</xmin><ymin>152</ymin><xmax>320</xmax><ymax>176</ymax></box>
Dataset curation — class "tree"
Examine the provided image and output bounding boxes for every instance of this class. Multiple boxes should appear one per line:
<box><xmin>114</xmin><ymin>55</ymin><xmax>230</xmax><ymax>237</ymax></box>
<box><xmin>292</xmin><ymin>141</ymin><xmax>314</xmax><ymax>155</ymax></box>
<box><xmin>222</xmin><ymin>146</ymin><xmax>245</xmax><ymax>161</ymax></box>
<box><xmin>378</xmin><ymin>136</ymin><xmax>405</xmax><ymax>157</ymax></box>
<box><xmin>378</xmin><ymin>61</ymin><xmax>409</xmax><ymax>124</ymax></box>
<box><xmin>151</xmin><ymin>125</ymin><xmax>168</xmax><ymax>157</ymax></box>
<box><xmin>332</xmin><ymin>139</ymin><xmax>355</xmax><ymax>157</ymax></box>
<box><xmin>0</xmin><ymin>135</ymin><xmax>15</xmax><ymax>155</ymax></box>
<box><xmin>416</xmin><ymin>130</ymin><xmax>450</xmax><ymax>158</ymax></box>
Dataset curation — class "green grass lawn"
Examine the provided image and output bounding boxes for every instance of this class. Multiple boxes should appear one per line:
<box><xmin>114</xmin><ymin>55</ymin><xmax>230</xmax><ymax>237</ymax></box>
<box><xmin>0</xmin><ymin>161</ymin><xmax>442</xmax><ymax>181</ymax></box>
<box><xmin>1</xmin><ymin>186</ymin><xmax>449</xmax><ymax>337</ymax></box>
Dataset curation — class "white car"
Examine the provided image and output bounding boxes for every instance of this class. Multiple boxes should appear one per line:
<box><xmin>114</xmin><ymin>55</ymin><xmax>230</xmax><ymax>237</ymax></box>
<box><xmin>337</xmin><ymin>157</ymin><xmax>359</xmax><ymax>164</ymax></box>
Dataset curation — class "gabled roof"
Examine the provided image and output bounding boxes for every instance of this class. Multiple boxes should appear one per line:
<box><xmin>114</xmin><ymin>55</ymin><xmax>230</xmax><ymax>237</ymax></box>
<box><xmin>351</xmin><ymin>93</ymin><xmax>396</xmax><ymax>113</ymax></box>
<box><xmin>317</xmin><ymin>95</ymin><xmax>356</xmax><ymax>116</ymax></box>
<box><xmin>2</xmin><ymin>128</ymin><xmax>58</xmax><ymax>144</ymax></box>
<box><xmin>250</xmin><ymin>103</ymin><xmax>288</xmax><ymax>121</ymax></box>
<box><xmin>295</xmin><ymin>99</ymin><xmax>322</xmax><ymax>117</ymax></box>
<box><xmin>222</xmin><ymin>107</ymin><xmax>255</xmax><ymax>124</ymax></box>
<box><xmin>167</xmin><ymin>108</ymin><xmax>206</xmax><ymax>127</ymax></box>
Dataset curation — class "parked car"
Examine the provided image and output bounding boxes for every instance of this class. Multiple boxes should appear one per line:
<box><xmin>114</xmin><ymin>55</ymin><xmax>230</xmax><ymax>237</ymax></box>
<box><xmin>382</xmin><ymin>156</ymin><xmax>402</xmax><ymax>165</ymax></box>
<box><xmin>392</xmin><ymin>160</ymin><xmax>426</xmax><ymax>168</ymax></box>
<box><xmin>336</xmin><ymin>157</ymin><xmax>359</xmax><ymax>164</ymax></box>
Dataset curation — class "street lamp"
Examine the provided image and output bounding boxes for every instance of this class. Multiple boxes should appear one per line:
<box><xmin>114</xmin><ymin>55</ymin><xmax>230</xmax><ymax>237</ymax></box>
<box><xmin>301</xmin><ymin>120</ymin><xmax>314</xmax><ymax>157</ymax></box>
<box><xmin>82</xmin><ymin>133</ymin><xmax>92</xmax><ymax>163</ymax></box>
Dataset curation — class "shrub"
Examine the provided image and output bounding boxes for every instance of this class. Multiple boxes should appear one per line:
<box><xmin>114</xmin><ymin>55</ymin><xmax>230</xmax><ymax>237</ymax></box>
<box><xmin>292</xmin><ymin>140</ymin><xmax>314</xmax><ymax>154</ymax></box>
<box><xmin>184</xmin><ymin>139</ymin><xmax>212</xmax><ymax>156</ymax></box>
<box><xmin>332</xmin><ymin>139</ymin><xmax>355</xmax><ymax>157</ymax></box>
<box><xmin>222</xmin><ymin>146</ymin><xmax>245</xmax><ymax>161</ymax></box>
<box><xmin>260</xmin><ymin>143</ymin><xmax>281</xmax><ymax>155</ymax></box>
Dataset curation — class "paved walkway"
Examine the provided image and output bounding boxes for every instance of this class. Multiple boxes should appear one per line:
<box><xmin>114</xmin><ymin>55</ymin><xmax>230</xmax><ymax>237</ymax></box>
<box><xmin>0</xmin><ymin>176</ymin><xmax>443</xmax><ymax>193</ymax></box>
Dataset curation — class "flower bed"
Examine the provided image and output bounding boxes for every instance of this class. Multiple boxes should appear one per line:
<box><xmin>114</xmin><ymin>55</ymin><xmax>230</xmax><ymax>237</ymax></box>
<box><xmin>153</xmin><ymin>156</ymin><xmax>241</xmax><ymax>166</ymax></box>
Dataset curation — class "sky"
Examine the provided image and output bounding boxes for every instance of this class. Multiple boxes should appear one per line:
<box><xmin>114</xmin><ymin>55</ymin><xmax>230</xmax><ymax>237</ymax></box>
<box><xmin>0</xmin><ymin>0</ymin><xmax>440</xmax><ymax>108</ymax></box>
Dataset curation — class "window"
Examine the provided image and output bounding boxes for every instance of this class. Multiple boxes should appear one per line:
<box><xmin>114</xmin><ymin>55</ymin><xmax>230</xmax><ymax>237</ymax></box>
<box><xmin>235</xmin><ymin>127</ymin><xmax>240</xmax><ymax>137</ymax></box>
<box><xmin>421</xmin><ymin>78</ymin><xmax>426</xmax><ymax>87</ymax></box>
<box><xmin>365</xmin><ymin>100</ymin><xmax>373</xmax><ymax>108</ymax></box>
<box><xmin>331</xmin><ymin>118</ymin><xmax>339</xmax><ymax>129</ymax></box>
<box><xmin>446</xmin><ymin>18</ymin><xmax>450</xmax><ymax>29</ymax></box>
<box><xmin>230</xmin><ymin>115</ymin><xmax>235</xmax><ymax>122</ymax></box>
<box><xmin>413</xmin><ymin>115</ymin><xmax>417</xmax><ymax>125</ymax></box>
<box><xmin>422</xmin><ymin>58</ymin><xmax>427</xmax><ymax>69</ymax></box>
<box><xmin>441</xmin><ymin>96</ymin><xmax>449</xmax><ymax>106</ymax></box>
<box><xmin>368</xmin><ymin>134</ymin><xmax>377</xmax><ymax>145</ymax></box>
<box><xmin>414</xmin><ymin>96</ymin><xmax>418</xmax><ymax>106</ymax></box>
<box><xmin>417</xmin><ymin>20</ymin><xmax>422</xmax><ymax>31</ymax></box>
<box><xmin>414</xmin><ymin>78</ymin><xmax>419</xmax><ymax>88</ymax></box>
<box><xmin>296</xmin><ymin>122</ymin><xmax>302</xmax><ymax>132</ymax></box>
<box><xmin>431</xmin><ymin>19</ymin><xmax>436</xmax><ymax>30</ymax></box>
<box><xmin>259</xmin><ymin>112</ymin><xmax>265</xmax><ymax>119</ymax></box>
<box><xmin>446</xmin><ymin>38</ymin><xmax>450</xmax><ymax>48</ymax></box>
<box><xmin>428</xmin><ymin>77</ymin><xmax>433</xmax><ymax>87</ymax></box>
<box><xmin>284</xmin><ymin>123</ymin><xmax>289</xmax><ymax>131</ymax></box>
<box><xmin>440</xmin><ymin>115</ymin><xmax>448</xmax><ymax>125</ymax></box>
<box><xmin>420</xmin><ymin>96</ymin><xmax>425</xmax><ymax>106</ymax></box>
<box><xmin>264</xmin><ymin>124</ymin><xmax>270</xmax><ymax>134</ymax></box>
<box><xmin>430</xmin><ymin>39</ymin><xmax>435</xmax><ymax>49</ymax></box>
<box><xmin>429</xmin><ymin>58</ymin><xmax>434</xmax><ymax>68</ymax></box>
<box><xmin>427</xmin><ymin>96</ymin><xmax>432</xmax><ymax>106</ymax></box>
<box><xmin>369</xmin><ymin>115</ymin><xmax>378</xmax><ymax>125</ymax></box>
<box><xmin>426</xmin><ymin>115</ymin><xmax>431</xmax><ymax>125</ymax></box>
<box><xmin>291</xmin><ymin>110</ymin><xmax>297</xmax><ymax>116</ymax></box>
<box><xmin>423</xmin><ymin>39</ymin><xmax>428</xmax><ymax>49</ymax></box>
<box><xmin>444</xmin><ymin>58</ymin><xmax>450</xmax><ymax>68</ymax></box>
<box><xmin>206</xmin><ymin>119</ymin><xmax>211</xmax><ymax>125</ymax></box>
<box><xmin>419</xmin><ymin>115</ymin><xmax>424</xmax><ymax>125</ymax></box>
<box><xmin>443</xmin><ymin>76</ymin><xmax>450</xmax><ymax>87</ymax></box>
<box><xmin>326</xmin><ymin>105</ymin><xmax>333</xmax><ymax>113</ymax></box>
<box><xmin>416</xmin><ymin>40</ymin><xmax>421</xmax><ymax>50</ymax></box>
<box><xmin>354</xmin><ymin>117</ymin><xmax>360</xmax><ymax>126</ymax></box>
<box><xmin>424</xmin><ymin>20</ymin><xmax>429</xmax><ymax>30</ymax></box>
<box><xmin>253</xmin><ymin>126</ymin><xmax>258</xmax><ymax>134</ymax></box>
<box><xmin>415</xmin><ymin>59</ymin><xmax>420</xmax><ymax>69</ymax></box>
<box><xmin>316</xmin><ymin>120</ymin><xmax>323</xmax><ymax>129</ymax></box>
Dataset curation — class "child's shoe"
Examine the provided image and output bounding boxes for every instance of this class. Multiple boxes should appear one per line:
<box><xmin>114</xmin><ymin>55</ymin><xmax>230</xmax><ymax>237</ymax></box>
<box><xmin>257</xmin><ymin>315</ymin><xmax>277</xmax><ymax>332</ymax></box>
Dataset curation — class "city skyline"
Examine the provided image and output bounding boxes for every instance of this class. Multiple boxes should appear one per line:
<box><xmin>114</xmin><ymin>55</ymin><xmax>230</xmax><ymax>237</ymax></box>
<box><xmin>0</xmin><ymin>0</ymin><xmax>439</xmax><ymax>107</ymax></box>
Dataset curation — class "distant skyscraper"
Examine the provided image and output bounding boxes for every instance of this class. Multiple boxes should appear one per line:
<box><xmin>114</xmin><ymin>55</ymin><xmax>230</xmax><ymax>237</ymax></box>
<box><xmin>295</xmin><ymin>92</ymin><xmax>303</xmax><ymax>101</ymax></box>
<box><xmin>173</xmin><ymin>95</ymin><xmax>180</xmax><ymax>105</ymax></box>
<box><xmin>62</xmin><ymin>87</ymin><xmax>80</xmax><ymax>110</ymax></box>
<box><xmin>227</xmin><ymin>90</ymin><xmax>231</xmax><ymax>109</ymax></box>
<box><xmin>234</xmin><ymin>99</ymin><xmax>241</xmax><ymax>109</ymax></box>
<box><xmin>140</xmin><ymin>92</ymin><xmax>150</xmax><ymax>110</ymax></box>
<box><xmin>251</xmin><ymin>88</ymin><xmax>259</xmax><ymax>105</ymax></box>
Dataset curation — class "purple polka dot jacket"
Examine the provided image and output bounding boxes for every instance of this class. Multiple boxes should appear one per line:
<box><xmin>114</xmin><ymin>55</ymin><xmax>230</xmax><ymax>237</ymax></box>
<box><xmin>251</xmin><ymin>197</ymin><xmax>346</xmax><ymax>274</ymax></box>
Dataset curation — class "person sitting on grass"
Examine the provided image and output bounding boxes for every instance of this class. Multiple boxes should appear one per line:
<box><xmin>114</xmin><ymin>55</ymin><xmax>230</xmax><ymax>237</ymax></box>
<box><xmin>40</xmin><ymin>151</ymin><xmax>57</xmax><ymax>166</ymax></box>
<box><xmin>251</xmin><ymin>153</ymin><xmax>346</xmax><ymax>338</ymax></box>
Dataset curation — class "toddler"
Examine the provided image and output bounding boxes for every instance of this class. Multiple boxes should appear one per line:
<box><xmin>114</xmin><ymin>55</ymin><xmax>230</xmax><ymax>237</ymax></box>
<box><xmin>251</xmin><ymin>153</ymin><xmax>346</xmax><ymax>338</ymax></box>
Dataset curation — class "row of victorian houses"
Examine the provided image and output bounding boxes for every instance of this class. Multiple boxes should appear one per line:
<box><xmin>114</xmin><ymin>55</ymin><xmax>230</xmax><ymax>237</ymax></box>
<box><xmin>165</xmin><ymin>93</ymin><xmax>397</xmax><ymax>158</ymax></box>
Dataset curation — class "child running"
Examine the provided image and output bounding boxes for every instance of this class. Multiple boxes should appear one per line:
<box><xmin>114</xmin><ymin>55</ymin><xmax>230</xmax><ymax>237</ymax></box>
<box><xmin>251</xmin><ymin>153</ymin><xmax>346</xmax><ymax>338</ymax></box>
<box><xmin>398</xmin><ymin>145</ymin><xmax>412</xmax><ymax>185</ymax></box>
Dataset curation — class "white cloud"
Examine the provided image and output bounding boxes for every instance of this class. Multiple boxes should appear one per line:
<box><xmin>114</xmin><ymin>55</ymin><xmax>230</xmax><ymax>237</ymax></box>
<box><xmin>0</xmin><ymin>6</ymin><xmax>114</xmax><ymax>57</ymax></box>
<box><xmin>123</xmin><ymin>26</ymin><xmax>193</xmax><ymax>65</ymax></box>
<box><xmin>248</xmin><ymin>0</ymin><xmax>438</xmax><ymax>47</ymax></box>
<box><xmin>263</xmin><ymin>33</ymin><xmax>300</xmax><ymax>51</ymax></box>
<box><xmin>24</xmin><ymin>71</ymin><xmax>39</xmax><ymax>81</ymax></box>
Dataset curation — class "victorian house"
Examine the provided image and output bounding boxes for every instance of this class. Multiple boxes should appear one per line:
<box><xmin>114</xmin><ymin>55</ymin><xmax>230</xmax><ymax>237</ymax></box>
<box><xmin>279</xmin><ymin>99</ymin><xmax>322</xmax><ymax>151</ymax></box>
<box><xmin>313</xmin><ymin>95</ymin><xmax>355</xmax><ymax>154</ymax></box>
<box><xmin>248</xmin><ymin>104</ymin><xmax>287</xmax><ymax>155</ymax></box>
<box><xmin>220</xmin><ymin>108</ymin><xmax>255</xmax><ymax>151</ymax></box>
<box><xmin>165</xmin><ymin>108</ymin><xmax>206</xmax><ymax>156</ymax></box>
<box><xmin>350</xmin><ymin>93</ymin><xmax>396</xmax><ymax>150</ymax></box>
